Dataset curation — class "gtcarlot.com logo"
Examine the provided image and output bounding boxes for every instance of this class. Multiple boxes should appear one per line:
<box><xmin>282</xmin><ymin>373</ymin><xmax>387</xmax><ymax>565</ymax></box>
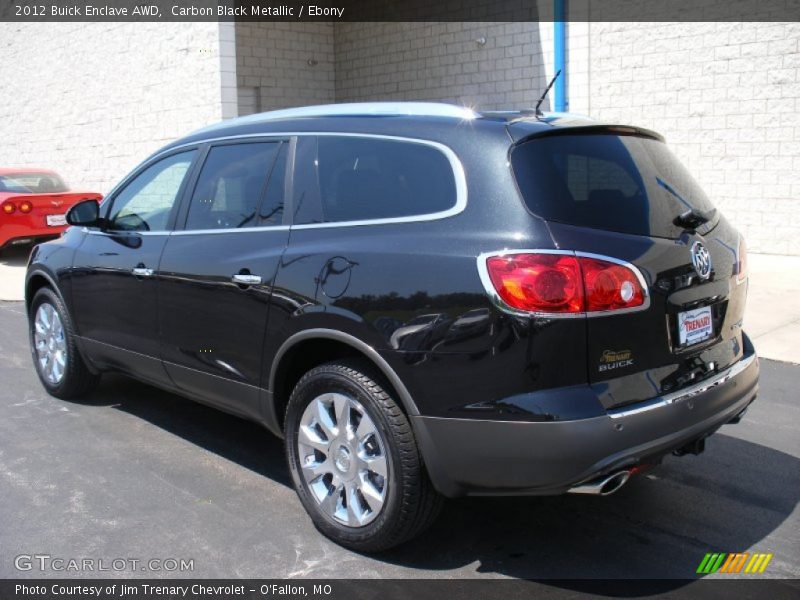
<box><xmin>697</xmin><ymin>552</ymin><xmax>773</xmax><ymax>574</ymax></box>
<box><xmin>15</xmin><ymin>554</ymin><xmax>194</xmax><ymax>573</ymax></box>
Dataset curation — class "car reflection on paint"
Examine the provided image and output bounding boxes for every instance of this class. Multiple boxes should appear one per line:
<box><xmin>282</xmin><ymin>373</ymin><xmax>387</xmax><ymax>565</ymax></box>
<box><xmin>444</xmin><ymin>308</ymin><xmax>492</xmax><ymax>343</ymax></box>
<box><xmin>389</xmin><ymin>313</ymin><xmax>452</xmax><ymax>350</ymax></box>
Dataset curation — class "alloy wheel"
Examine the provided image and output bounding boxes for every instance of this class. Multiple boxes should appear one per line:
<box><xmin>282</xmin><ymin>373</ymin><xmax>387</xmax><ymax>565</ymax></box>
<box><xmin>33</xmin><ymin>302</ymin><xmax>67</xmax><ymax>384</ymax></box>
<box><xmin>297</xmin><ymin>392</ymin><xmax>389</xmax><ymax>527</ymax></box>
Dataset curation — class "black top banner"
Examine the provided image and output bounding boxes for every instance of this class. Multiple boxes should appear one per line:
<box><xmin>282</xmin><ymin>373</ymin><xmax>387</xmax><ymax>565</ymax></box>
<box><xmin>1</xmin><ymin>0</ymin><xmax>799</xmax><ymax>22</ymax></box>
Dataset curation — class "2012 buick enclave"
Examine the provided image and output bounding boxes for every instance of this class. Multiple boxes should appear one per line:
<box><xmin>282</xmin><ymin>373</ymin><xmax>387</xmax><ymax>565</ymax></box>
<box><xmin>26</xmin><ymin>103</ymin><xmax>758</xmax><ymax>550</ymax></box>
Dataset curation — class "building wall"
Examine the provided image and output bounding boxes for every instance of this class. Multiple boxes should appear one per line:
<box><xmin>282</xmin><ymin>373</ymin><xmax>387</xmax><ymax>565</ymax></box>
<box><xmin>334</xmin><ymin>22</ymin><xmax>549</xmax><ymax>109</ymax></box>
<box><xmin>2</xmin><ymin>21</ymin><xmax>797</xmax><ymax>254</ymax></box>
<box><xmin>568</xmin><ymin>22</ymin><xmax>800</xmax><ymax>255</ymax></box>
<box><xmin>235</xmin><ymin>22</ymin><xmax>335</xmax><ymax>114</ymax></box>
<box><xmin>0</xmin><ymin>22</ymin><xmax>229</xmax><ymax>194</ymax></box>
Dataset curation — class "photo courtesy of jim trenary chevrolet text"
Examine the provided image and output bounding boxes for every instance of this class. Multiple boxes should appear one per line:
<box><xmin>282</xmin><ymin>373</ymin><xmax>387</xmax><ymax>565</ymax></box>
<box><xmin>0</xmin><ymin>0</ymin><xmax>798</xmax><ymax>598</ymax></box>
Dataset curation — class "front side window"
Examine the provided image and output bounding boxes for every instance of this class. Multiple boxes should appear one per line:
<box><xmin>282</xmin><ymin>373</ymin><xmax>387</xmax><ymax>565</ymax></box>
<box><xmin>292</xmin><ymin>136</ymin><xmax>458</xmax><ymax>225</ymax></box>
<box><xmin>108</xmin><ymin>151</ymin><xmax>196</xmax><ymax>232</ymax></box>
<box><xmin>184</xmin><ymin>141</ymin><xmax>282</xmax><ymax>231</ymax></box>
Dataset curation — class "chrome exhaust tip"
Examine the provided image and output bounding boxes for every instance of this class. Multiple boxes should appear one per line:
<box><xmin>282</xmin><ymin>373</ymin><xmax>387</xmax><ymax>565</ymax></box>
<box><xmin>568</xmin><ymin>470</ymin><xmax>631</xmax><ymax>496</ymax></box>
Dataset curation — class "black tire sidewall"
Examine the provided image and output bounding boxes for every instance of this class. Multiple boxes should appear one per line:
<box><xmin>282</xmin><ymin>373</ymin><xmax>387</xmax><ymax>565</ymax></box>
<box><xmin>285</xmin><ymin>364</ymin><xmax>410</xmax><ymax>548</ymax></box>
<box><xmin>28</xmin><ymin>287</ymin><xmax>85</xmax><ymax>398</ymax></box>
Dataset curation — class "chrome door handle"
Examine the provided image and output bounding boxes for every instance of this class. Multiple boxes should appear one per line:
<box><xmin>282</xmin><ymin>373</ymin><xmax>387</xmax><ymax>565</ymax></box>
<box><xmin>132</xmin><ymin>267</ymin><xmax>154</xmax><ymax>277</ymax></box>
<box><xmin>232</xmin><ymin>273</ymin><xmax>262</xmax><ymax>285</ymax></box>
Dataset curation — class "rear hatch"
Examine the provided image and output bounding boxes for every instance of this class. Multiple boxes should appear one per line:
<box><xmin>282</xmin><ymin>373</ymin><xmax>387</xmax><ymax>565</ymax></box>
<box><xmin>509</xmin><ymin>127</ymin><xmax>748</xmax><ymax>409</ymax></box>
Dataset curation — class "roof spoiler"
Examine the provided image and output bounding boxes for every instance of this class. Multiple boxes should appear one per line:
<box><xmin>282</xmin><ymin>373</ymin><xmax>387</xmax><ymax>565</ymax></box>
<box><xmin>508</xmin><ymin>123</ymin><xmax>665</xmax><ymax>144</ymax></box>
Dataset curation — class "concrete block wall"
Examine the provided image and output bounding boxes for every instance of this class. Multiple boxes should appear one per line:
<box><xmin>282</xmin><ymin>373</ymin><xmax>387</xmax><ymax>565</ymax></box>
<box><xmin>0</xmin><ymin>22</ymin><xmax>229</xmax><ymax>194</ymax></box>
<box><xmin>334</xmin><ymin>22</ymin><xmax>549</xmax><ymax>108</ymax></box>
<box><xmin>235</xmin><ymin>22</ymin><xmax>335</xmax><ymax>113</ymax></box>
<box><xmin>2</xmin><ymin>21</ymin><xmax>797</xmax><ymax>254</ymax></box>
<box><xmin>568</xmin><ymin>22</ymin><xmax>800</xmax><ymax>255</ymax></box>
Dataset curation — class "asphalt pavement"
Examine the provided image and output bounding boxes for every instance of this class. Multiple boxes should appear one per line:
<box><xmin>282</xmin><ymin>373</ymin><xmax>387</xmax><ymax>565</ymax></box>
<box><xmin>0</xmin><ymin>300</ymin><xmax>797</xmax><ymax>586</ymax></box>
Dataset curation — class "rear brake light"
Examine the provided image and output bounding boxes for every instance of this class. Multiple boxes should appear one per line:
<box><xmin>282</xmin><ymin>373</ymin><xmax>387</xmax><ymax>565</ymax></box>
<box><xmin>581</xmin><ymin>257</ymin><xmax>645</xmax><ymax>311</ymax></box>
<box><xmin>2</xmin><ymin>201</ymin><xmax>15</xmax><ymax>214</ymax></box>
<box><xmin>736</xmin><ymin>236</ymin><xmax>748</xmax><ymax>284</ymax></box>
<box><xmin>19</xmin><ymin>200</ymin><xmax>33</xmax><ymax>213</ymax></box>
<box><xmin>485</xmin><ymin>253</ymin><xmax>583</xmax><ymax>313</ymax></box>
<box><xmin>481</xmin><ymin>251</ymin><xmax>648</xmax><ymax>316</ymax></box>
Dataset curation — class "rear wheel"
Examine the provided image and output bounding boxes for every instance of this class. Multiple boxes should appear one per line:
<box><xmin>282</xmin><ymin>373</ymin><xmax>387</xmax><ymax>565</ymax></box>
<box><xmin>29</xmin><ymin>287</ymin><xmax>99</xmax><ymax>399</ymax></box>
<box><xmin>285</xmin><ymin>360</ymin><xmax>442</xmax><ymax>551</ymax></box>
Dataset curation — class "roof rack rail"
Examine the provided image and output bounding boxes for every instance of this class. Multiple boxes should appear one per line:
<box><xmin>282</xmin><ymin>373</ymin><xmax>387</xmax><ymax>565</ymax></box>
<box><xmin>233</xmin><ymin>102</ymin><xmax>478</xmax><ymax>124</ymax></box>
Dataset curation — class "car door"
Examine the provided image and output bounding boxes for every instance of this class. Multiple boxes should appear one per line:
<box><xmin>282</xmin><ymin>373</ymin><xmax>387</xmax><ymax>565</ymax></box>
<box><xmin>70</xmin><ymin>149</ymin><xmax>198</xmax><ymax>385</ymax></box>
<box><xmin>157</xmin><ymin>138</ymin><xmax>290</xmax><ymax>420</ymax></box>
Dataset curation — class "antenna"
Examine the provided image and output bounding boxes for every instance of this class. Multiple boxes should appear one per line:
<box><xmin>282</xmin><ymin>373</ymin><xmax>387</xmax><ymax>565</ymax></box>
<box><xmin>535</xmin><ymin>69</ymin><xmax>562</xmax><ymax>117</ymax></box>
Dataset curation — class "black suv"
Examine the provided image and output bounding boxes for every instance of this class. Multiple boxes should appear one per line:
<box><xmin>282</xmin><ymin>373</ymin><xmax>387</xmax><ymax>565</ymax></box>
<box><xmin>26</xmin><ymin>103</ymin><xmax>758</xmax><ymax>551</ymax></box>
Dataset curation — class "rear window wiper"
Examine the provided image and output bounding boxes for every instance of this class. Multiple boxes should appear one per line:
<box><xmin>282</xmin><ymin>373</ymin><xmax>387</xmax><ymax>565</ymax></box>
<box><xmin>673</xmin><ymin>207</ymin><xmax>717</xmax><ymax>230</ymax></box>
<box><xmin>656</xmin><ymin>177</ymin><xmax>717</xmax><ymax>231</ymax></box>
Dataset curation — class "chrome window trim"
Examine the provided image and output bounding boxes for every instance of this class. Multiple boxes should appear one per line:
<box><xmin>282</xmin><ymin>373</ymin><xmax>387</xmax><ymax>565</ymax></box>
<box><xmin>607</xmin><ymin>352</ymin><xmax>757</xmax><ymax>419</ymax></box>
<box><xmin>106</xmin><ymin>132</ymin><xmax>467</xmax><ymax>235</ymax></box>
<box><xmin>83</xmin><ymin>228</ymin><xmax>171</xmax><ymax>237</ymax></box>
<box><xmin>171</xmin><ymin>225</ymin><xmax>291</xmax><ymax>236</ymax></box>
<box><xmin>476</xmin><ymin>249</ymin><xmax>651</xmax><ymax>319</ymax></box>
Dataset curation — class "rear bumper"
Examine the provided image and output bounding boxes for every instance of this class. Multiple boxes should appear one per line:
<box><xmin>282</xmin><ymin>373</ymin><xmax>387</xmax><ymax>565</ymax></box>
<box><xmin>0</xmin><ymin>222</ymin><xmax>64</xmax><ymax>249</ymax></box>
<box><xmin>412</xmin><ymin>337</ymin><xmax>759</xmax><ymax>497</ymax></box>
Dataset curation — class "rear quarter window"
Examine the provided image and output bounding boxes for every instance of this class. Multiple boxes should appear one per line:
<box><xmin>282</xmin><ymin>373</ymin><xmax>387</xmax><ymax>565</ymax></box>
<box><xmin>0</xmin><ymin>172</ymin><xmax>68</xmax><ymax>193</ymax></box>
<box><xmin>292</xmin><ymin>136</ymin><xmax>458</xmax><ymax>225</ymax></box>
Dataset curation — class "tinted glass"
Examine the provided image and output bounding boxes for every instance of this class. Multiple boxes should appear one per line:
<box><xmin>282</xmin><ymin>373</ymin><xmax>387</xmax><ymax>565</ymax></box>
<box><xmin>259</xmin><ymin>142</ymin><xmax>287</xmax><ymax>225</ymax></box>
<box><xmin>291</xmin><ymin>136</ymin><xmax>324</xmax><ymax>225</ymax></box>
<box><xmin>185</xmin><ymin>142</ymin><xmax>280</xmax><ymax>231</ymax></box>
<box><xmin>510</xmin><ymin>134</ymin><xmax>718</xmax><ymax>239</ymax></box>
<box><xmin>293</xmin><ymin>136</ymin><xmax>457</xmax><ymax>224</ymax></box>
<box><xmin>108</xmin><ymin>151</ymin><xmax>196</xmax><ymax>232</ymax></box>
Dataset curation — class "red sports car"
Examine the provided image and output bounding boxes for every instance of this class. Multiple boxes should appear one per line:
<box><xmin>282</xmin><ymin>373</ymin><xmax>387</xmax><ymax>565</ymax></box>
<box><xmin>0</xmin><ymin>168</ymin><xmax>102</xmax><ymax>251</ymax></box>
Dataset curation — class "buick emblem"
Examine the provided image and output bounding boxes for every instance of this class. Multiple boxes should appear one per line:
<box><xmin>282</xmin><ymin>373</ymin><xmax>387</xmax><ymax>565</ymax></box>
<box><xmin>690</xmin><ymin>241</ymin><xmax>712</xmax><ymax>280</ymax></box>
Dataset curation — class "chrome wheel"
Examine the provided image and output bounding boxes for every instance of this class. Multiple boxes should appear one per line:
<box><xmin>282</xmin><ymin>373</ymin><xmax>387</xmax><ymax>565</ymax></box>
<box><xmin>297</xmin><ymin>392</ymin><xmax>389</xmax><ymax>528</ymax></box>
<box><xmin>33</xmin><ymin>302</ymin><xmax>67</xmax><ymax>384</ymax></box>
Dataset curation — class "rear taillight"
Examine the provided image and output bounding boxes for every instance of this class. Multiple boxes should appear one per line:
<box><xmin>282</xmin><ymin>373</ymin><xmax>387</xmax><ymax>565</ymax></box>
<box><xmin>19</xmin><ymin>200</ymin><xmax>33</xmax><ymax>213</ymax></box>
<box><xmin>736</xmin><ymin>236</ymin><xmax>748</xmax><ymax>285</ymax></box>
<box><xmin>581</xmin><ymin>257</ymin><xmax>645</xmax><ymax>311</ymax></box>
<box><xmin>481</xmin><ymin>251</ymin><xmax>648</xmax><ymax>316</ymax></box>
<box><xmin>485</xmin><ymin>253</ymin><xmax>583</xmax><ymax>313</ymax></box>
<box><xmin>2</xmin><ymin>201</ymin><xmax>15</xmax><ymax>215</ymax></box>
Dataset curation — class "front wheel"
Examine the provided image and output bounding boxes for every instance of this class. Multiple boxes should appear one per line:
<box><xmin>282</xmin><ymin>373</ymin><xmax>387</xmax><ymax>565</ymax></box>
<box><xmin>285</xmin><ymin>360</ymin><xmax>442</xmax><ymax>552</ymax></box>
<box><xmin>29</xmin><ymin>287</ymin><xmax>99</xmax><ymax>399</ymax></box>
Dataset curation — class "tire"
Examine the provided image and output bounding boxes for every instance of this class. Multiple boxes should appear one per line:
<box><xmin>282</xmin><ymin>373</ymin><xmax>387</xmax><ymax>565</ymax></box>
<box><xmin>285</xmin><ymin>359</ymin><xmax>443</xmax><ymax>552</ymax></box>
<box><xmin>29</xmin><ymin>287</ymin><xmax>99</xmax><ymax>399</ymax></box>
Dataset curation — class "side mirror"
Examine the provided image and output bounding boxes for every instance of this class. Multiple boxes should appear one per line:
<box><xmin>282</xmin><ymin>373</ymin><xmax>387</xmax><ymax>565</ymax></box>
<box><xmin>66</xmin><ymin>199</ymin><xmax>101</xmax><ymax>227</ymax></box>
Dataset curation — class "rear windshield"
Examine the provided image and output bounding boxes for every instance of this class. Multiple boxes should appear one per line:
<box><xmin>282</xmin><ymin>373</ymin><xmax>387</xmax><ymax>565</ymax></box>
<box><xmin>0</xmin><ymin>172</ymin><xmax>69</xmax><ymax>194</ymax></box>
<box><xmin>510</xmin><ymin>134</ymin><xmax>718</xmax><ymax>239</ymax></box>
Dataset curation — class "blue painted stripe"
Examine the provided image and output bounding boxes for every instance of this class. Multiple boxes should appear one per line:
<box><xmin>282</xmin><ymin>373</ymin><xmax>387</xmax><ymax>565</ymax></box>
<box><xmin>554</xmin><ymin>0</ymin><xmax>567</xmax><ymax>111</ymax></box>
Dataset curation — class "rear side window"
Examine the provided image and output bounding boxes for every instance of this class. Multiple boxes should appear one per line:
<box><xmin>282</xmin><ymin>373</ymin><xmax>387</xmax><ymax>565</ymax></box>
<box><xmin>292</xmin><ymin>136</ymin><xmax>458</xmax><ymax>224</ymax></box>
<box><xmin>510</xmin><ymin>134</ymin><xmax>718</xmax><ymax>239</ymax></box>
<box><xmin>0</xmin><ymin>172</ymin><xmax>68</xmax><ymax>193</ymax></box>
<box><xmin>185</xmin><ymin>141</ymin><xmax>282</xmax><ymax>231</ymax></box>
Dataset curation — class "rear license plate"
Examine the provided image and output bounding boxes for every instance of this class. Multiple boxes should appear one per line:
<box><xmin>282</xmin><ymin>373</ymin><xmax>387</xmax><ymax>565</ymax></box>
<box><xmin>46</xmin><ymin>214</ymin><xmax>66</xmax><ymax>227</ymax></box>
<box><xmin>678</xmin><ymin>306</ymin><xmax>714</xmax><ymax>346</ymax></box>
